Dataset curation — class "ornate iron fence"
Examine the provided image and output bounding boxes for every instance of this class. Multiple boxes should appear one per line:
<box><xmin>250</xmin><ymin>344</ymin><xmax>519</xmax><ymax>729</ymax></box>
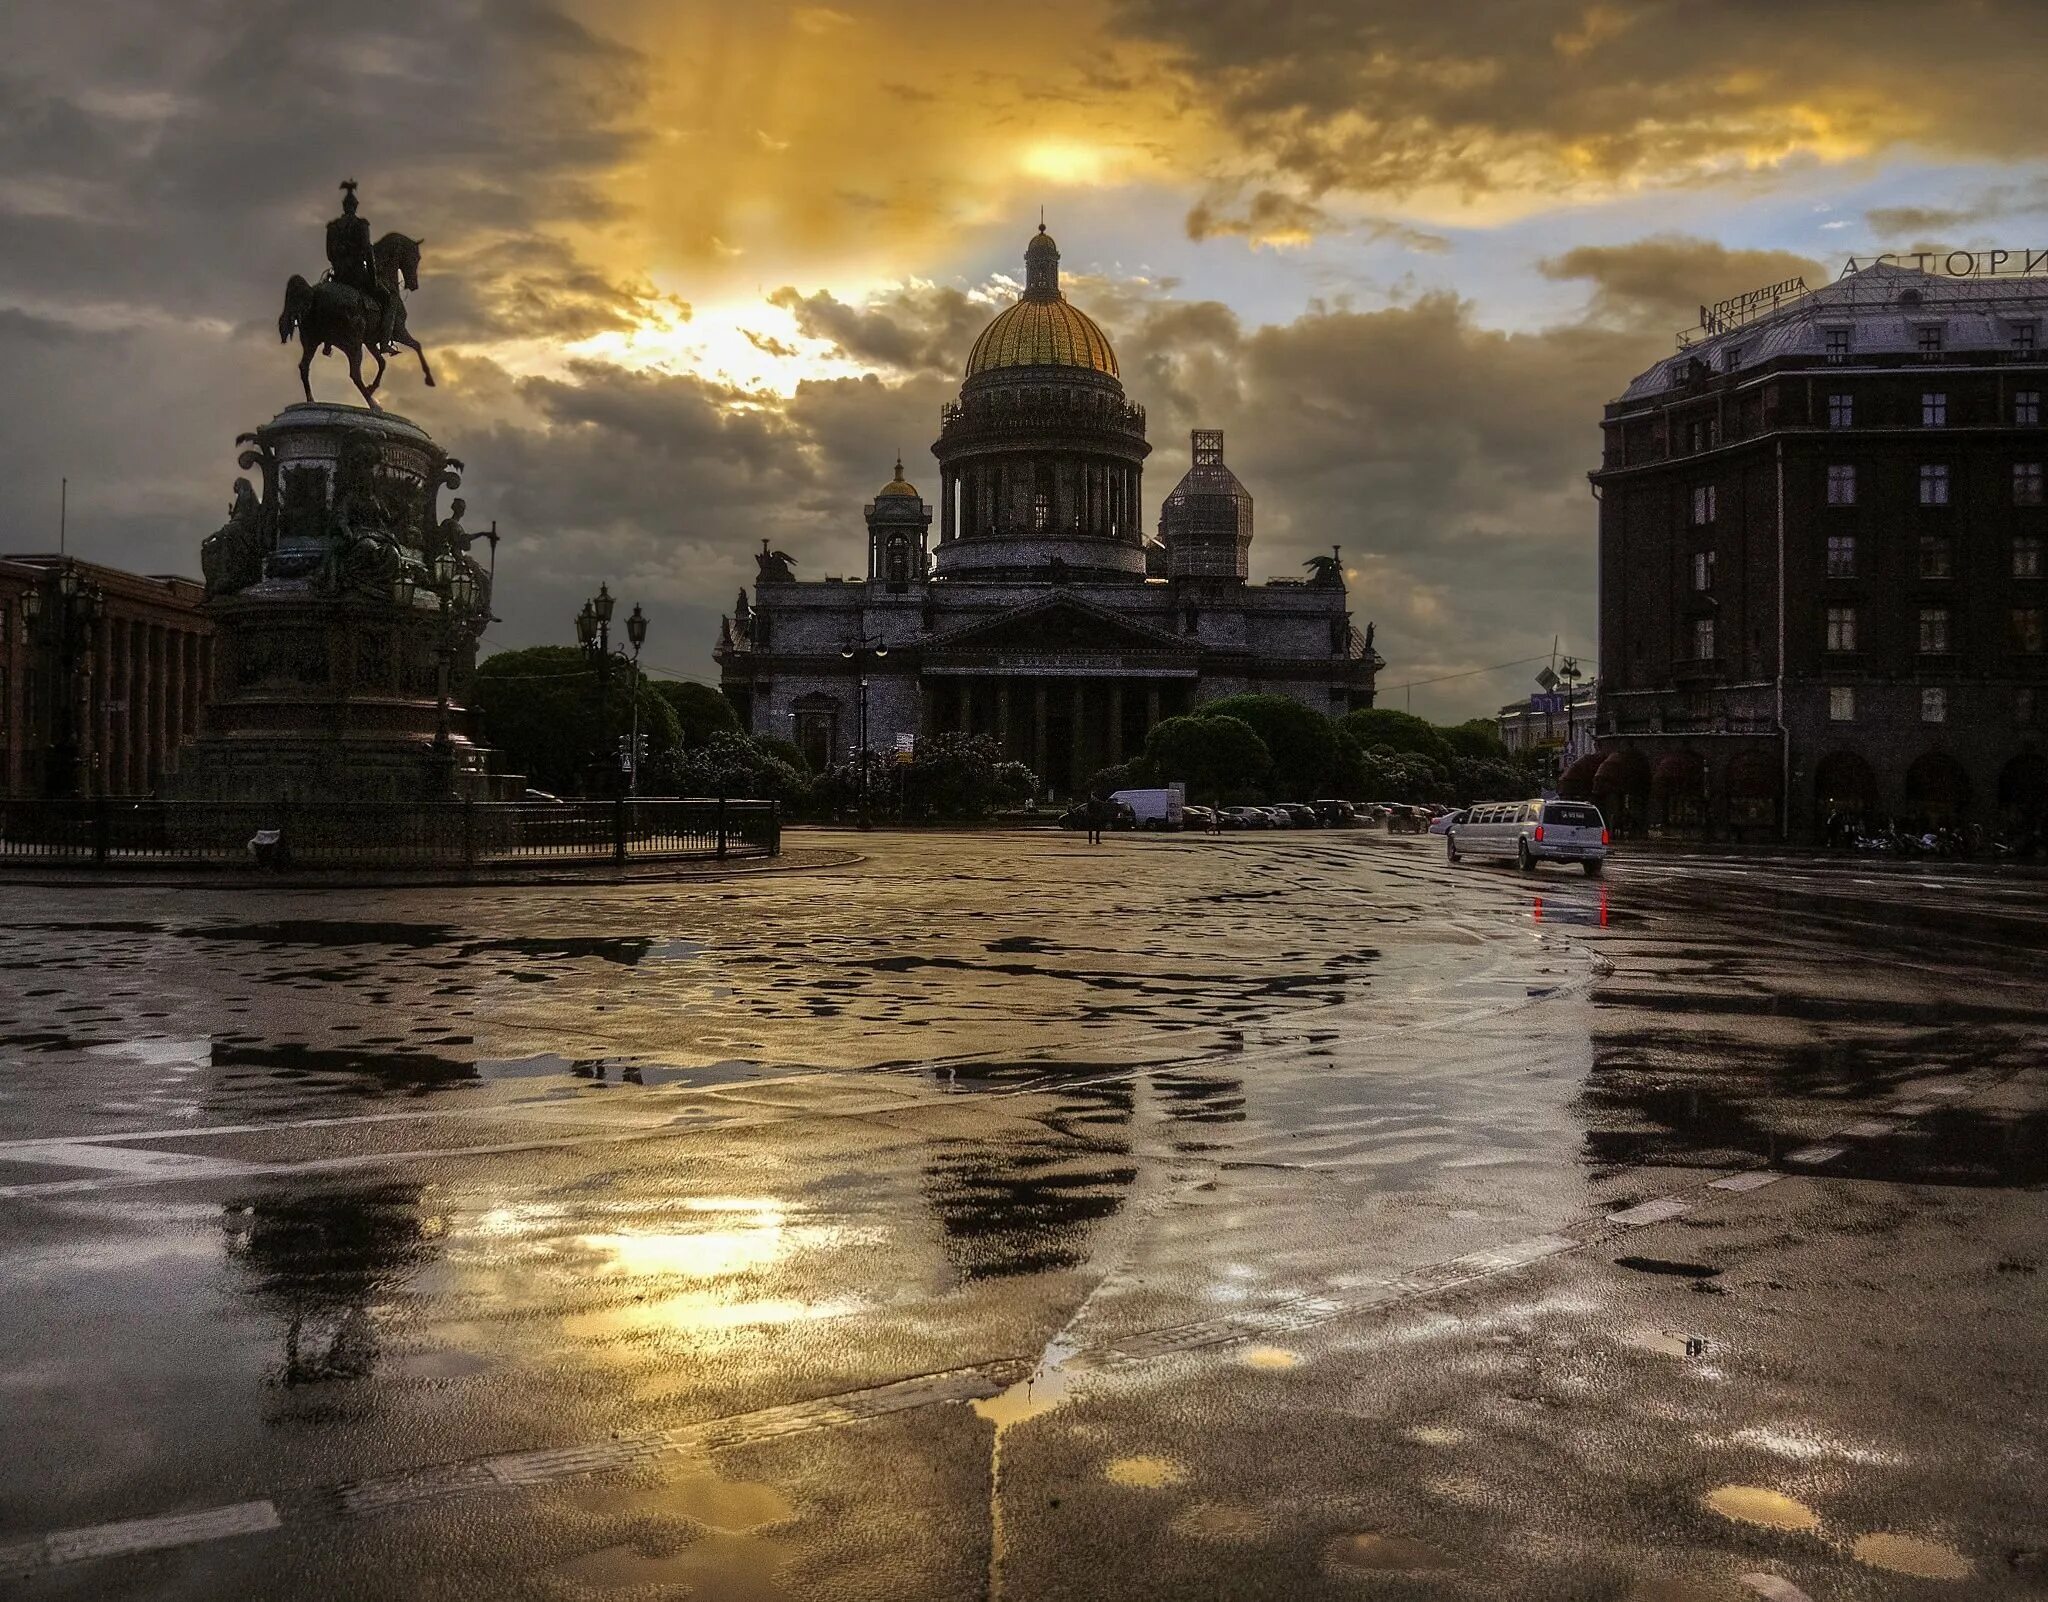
<box><xmin>0</xmin><ymin>797</ymin><xmax>779</xmax><ymax>871</ymax></box>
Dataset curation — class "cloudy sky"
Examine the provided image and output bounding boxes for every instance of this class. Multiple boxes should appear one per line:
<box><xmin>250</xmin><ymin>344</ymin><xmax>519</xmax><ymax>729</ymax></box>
<box><xmin>5</xmin><ymin>1</ymin><xmax>2045</xmax><ymax>718</ymax></box>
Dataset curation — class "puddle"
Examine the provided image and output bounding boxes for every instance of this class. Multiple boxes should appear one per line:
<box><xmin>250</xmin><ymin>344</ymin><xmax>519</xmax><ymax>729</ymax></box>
<box><xmin>1104</xmin><ymin>1455</ymin><xmax>1186</xmax><ymax>1489</ymax></box>
<box><xmin>1170</xmin><ymin>1501</ymin><xmax>1268</xmax><ymax>1543</ymax></box>
<box><xmin>1851</xmin><ymin>1532</ymin><xmax>1972</xmax><ymax>1579</ymax></box>
<box><xmin>1617</xmin><ymin>1256</ymin><xmax>1723</xmax><ymax>1279</ymax></box>
<box><xmin>549</xmin><ymin>1530</ymin><xmax>788</xmax><ymax>1598</ymax></box>
<box><xmin>1326</xmin><ymin>1532</ymin><xmax>1455</xmax><ymax>1572</ymax></box>
<box><xmin>1239</xmin><ymin>1345</ymin><xmax>1300</xmax><ymax>1370</ymax></box>
<box><xmin>1403</xmin><ymin>1424</ymin><xmax>1467</xmax><ymax>1447</ymax></box>
<box><xmin>1625</xmin><ymin>1328</ymin><xmax>1709</xmax><ymax>1359</ymax></box>
<box><xmin>1701</xmin><ymin>1485</ymin><xmax>1820</xmax><ymax>1533</ymax></box>
<box><xmin>573</xmin><ymin>1471</ymin><xmax>793</xmax><ymax>1535</ymax></box>
<box><xmin>388</xmin><ymin>1348</ymin><xmax>495</xmax><ymax>1382</ymax></box>
<box><xmin>1623</xmin><ymin>1582</ymin><xmax>1740</xmax><ymax>1602</ymax></box>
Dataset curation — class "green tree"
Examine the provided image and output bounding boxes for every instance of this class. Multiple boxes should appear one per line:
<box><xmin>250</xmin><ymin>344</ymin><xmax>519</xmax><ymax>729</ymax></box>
<box><xmin>474</xmin><ymin>646</ymin><xmax>680</xmax><ymax>795</ymax></box>
<box><xmin>1194</xmin><ymin>693</ymin><xmax>1338</xmax><ymax>800</ymax></box>
<box><xmin>646</xmin><ymin>732</ymin><xmax>809</xmax><ymax>806</ymax></box>
<box><xmin>1137</xmin><ymin>714</ymin><xmax>1271</xmax><ymax>803</ymax></box>
<box><xmin>897</xmin><ymin>732</ymin><xmax>1035</xmax><ymax>821</ymax></box>
<box><xmin>1441</xmin><ymin>718</ymin><xmax>1513</xmax><ymax>766</ymax></box>
<box><xmin>649</xmin><ymin>679</ymin><xmax>741</xmax><ymax>748</ymax></box>
<box><xmin>1340</xmin><ymin>707</ymin><xmax>1453</xmax><ymax>769</ymax></box>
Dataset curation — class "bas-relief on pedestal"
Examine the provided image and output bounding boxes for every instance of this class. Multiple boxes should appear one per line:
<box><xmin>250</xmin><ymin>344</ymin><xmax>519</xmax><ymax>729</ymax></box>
<box><xmin>172</xmin><ymin>402</ymin><xmax>511</xmax><ymax>802</ymax></box>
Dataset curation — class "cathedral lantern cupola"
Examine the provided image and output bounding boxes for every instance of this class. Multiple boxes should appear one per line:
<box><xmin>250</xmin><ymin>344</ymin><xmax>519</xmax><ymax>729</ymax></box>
<box><xmin>932</xmin><ymin>221</ymin><xmax>1151</xmax><ymax>583</ymax></box>
<box><xmin>1158</xmin><ymin>429</ymin><xmax>1253</xmax><ymax>582</ymax></box>
<box><xmin>864</xmin><ymin>455</ymin><xmax>931</xmax><ymax>593</ymax></box>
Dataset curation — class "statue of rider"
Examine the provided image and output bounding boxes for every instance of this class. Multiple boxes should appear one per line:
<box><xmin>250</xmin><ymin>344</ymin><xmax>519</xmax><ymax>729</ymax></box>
<box><xmin>326</xmin><ymin>179</ymin><xmax>393</xmax><ymax>349</ymax></box>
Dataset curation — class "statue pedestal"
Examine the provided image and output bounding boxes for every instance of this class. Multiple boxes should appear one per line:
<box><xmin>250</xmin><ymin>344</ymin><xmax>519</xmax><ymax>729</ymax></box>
<box><xmin>170</xmin><ymin>403</ymin><xmax>518</xmax><ymax>803</ymax></box>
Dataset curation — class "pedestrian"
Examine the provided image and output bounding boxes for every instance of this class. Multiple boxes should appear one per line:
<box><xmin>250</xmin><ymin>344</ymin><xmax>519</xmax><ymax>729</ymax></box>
<box><xmin>1086</xmin><ymin>793</ymin><xmax>1105</xmax><ymax>845</ymax></box>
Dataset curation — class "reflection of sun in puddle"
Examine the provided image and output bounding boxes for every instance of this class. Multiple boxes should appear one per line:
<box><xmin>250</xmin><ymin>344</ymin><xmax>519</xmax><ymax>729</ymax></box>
<box><xmin>549</xmin><ymin>1530</ymin><xmax>789</xmax><ymax>1599</ymax></box>
<box><xmin>1171</xmin><ymin>1501</ymin><xmax>1268</xmax><ymax>1543</ymax></box>
<box><xmin>1701</xmin><ymin>1485</ymin><xmax>1820</xmax><ymax>1533</ymax></box>
<box><xmin>1852</xmin><ymin>1532</ymin><xmax>1972</xmax><ymax>1579</ymax></box>
<box><xmin>1104</xmin><ymin>1455</ymin><xmax>1187</xmax><ymax>1488</ymax></box>
<box><xmin>1239</xmin><ymin>1345</ymin><xmax>1300</xmax><ymax>1370</ymax></box>
<box><xmin>1326</xmin><ymin>1532</ymin><xmax>1455</xmax><ymax>1572</ymax></box>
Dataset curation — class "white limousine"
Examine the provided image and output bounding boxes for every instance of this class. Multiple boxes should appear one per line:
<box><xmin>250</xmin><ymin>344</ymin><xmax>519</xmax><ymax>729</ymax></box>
<box><xmin>1445</xmin><ymin>798</ymin><xmax>1609</xmax><ymax>875</ymax></box>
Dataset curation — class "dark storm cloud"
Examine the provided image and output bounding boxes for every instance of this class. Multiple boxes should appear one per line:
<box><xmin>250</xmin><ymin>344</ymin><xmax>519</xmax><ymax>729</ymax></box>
<box><xmin>1109</xmin><ymin>0</ymin><xmax>2048</xmax><ymax>201</ymax></box>
<box><xmin>1184</xmin><ymin>186</ymin><xmax>1449</xmax><ymax>253</ymax></box>
<box><xmin>1863</xmin><ymin>176</ymin><xmax>2048</xmax><ymax>241</ymax></box>
<box><xmin>1539</xmin><ymin>236</ymin><xmax>1826</xmax><ymax>333</ymax></box>
<box><xmin>767</xmin><ymin>283</ymin><xmax>987</xmax><ymax>377</ymax></box>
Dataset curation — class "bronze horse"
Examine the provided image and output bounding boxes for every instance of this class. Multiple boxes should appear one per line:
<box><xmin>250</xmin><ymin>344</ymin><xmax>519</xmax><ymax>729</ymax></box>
<box><xmin>278</xmin><ymin>232</ymin><xmax>435</xmax><ymax>409</ymax></box>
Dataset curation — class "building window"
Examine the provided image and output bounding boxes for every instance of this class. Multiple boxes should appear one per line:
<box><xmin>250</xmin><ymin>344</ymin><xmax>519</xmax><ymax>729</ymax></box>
<box><xmin>1826</xmin><ymin>606</ymin><xmax>1858</xmax><ymax>653</ymax></box>
<box><xmin>1827</xmin><ymin>464</ymin><xmax>1857</xmax><ymax>505</ymax></box>
<box><xmin>1826</xmin><ymin>534</ymin><xmax>1857</xmax><ymax>577</ymax></box>
<box><xmin>1691</xmin><ymin>484</ymin><xmax>1716</xmax><ymax>525</ymax></box>
<box><xmin>1693</xmin><ymin>618</ymin><xmax>1716</xmax><ymax>661</ymax></box>
<box><xmin>1693</xmin><ymin>550</ymin><xmax>1716</xmax><ymax>591</ymax></box>
<box><xmin>2015</xmin><ymin>608</ymin><xmax>2046</xmax><ymax>654</ymax></box>
<box><xmin>2016</xmin><ymin>534</ymin><xmax>2044</xmax><ymax>578</ymax></box>
<box><xmin>1921</xmin><ymin>686</ymin><xmax>1948</xmax><ymax>723</ymax></box>
<box><xmin>1032</xmin><ymin>492</ymin><xmax>1049</xmax><ymax>530</ymax></box>
<box><xmin>2015</xmin><ymin>322</ymin><xmax>2038</xmax><ymax>354</ymax></box>
<box><xmin>1918</xmin><ymin>534</ymin><xmax>1953</xmax><ymax>578</ymax></box>
<box><xmin>1825</xmin><ymin>327</ymin><xmax>1851</xmax><ymax>363</ymax></box>
<box><xmin>1689</xmin><ymin>417</ymin><xmax>1719</xmax><ymax>452</ymax></box>
<box><xmin>1723</xmin><ymin>345</ymin><xmax>1743</xmax><ymax>371</ymax></box>
<box><xmin>2018</xmin><ymin>391</ymin><xmax>2041</xmax><ymax>426</ymax></box>
<box><xmin>1917</xmin><ymin>325</ymin><xmax>1944</xmax><ymax>360</ymax></box>
<box><xmin>1922</xmin><ymin>392</ymin><xmax>1947</xmax><ymax>427</ymax></box>
<box><xmin>1919</xmin><ymin>464</ymin><xmax>1950</xmax><ymax>505</ymax></box>
<box><xmin>2015</xmin><ymin>462</ymin><xmax>2045</xmax><ymax>506</ymax></box>
<box><xmin>1829</xmin><ymin>686</ymin><xmax>1855</xmax><ymax>722</ymax></box>
<box><xmin>1918</xmin><ymin>607</ymin><xmax>1951</xmax><ymax>654</ymax></box>
<box><xmin>1828</xmin><ymin>393</ymin><xmax>1854</xmax><ymax>427</ymax></box>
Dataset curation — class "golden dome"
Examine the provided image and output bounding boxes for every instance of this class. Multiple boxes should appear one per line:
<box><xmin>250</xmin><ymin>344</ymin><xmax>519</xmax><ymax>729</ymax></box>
<box><xmin>963</xmin><ymin>223</ymin><xmax>1119</xmax><ymax>379</ymax></box>
<box><xmin>878</xmin><ymin>454</ymin><xmax>919</xmax><ymax>498</ymax></box>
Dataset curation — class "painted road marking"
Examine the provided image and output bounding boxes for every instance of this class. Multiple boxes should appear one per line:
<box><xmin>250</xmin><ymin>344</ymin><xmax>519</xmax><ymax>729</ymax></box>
<box><xmin>1839</xmin><ymin>1119</ymin><xmax>1897</xmax><ymax>1139</ymax></box>
<box><xmin>1710</xmin><ymin>1170</ymin><xmax>1783</xmax><ymax>1193</ymax></box>
<box><xmin>1607</xmin><ymin>1197</ymin><xmax>1690</xmax><ymax>1226</ymax></box>
<box><xmin>10</xmin><ymin>1500</ymin><xmax>281</xmax><ymax>1572</ymax></box>
<box><xmin>1785</xmin><ymin>1144</ymin><xmax>1847</xmax><ymax>1166</ymax></box>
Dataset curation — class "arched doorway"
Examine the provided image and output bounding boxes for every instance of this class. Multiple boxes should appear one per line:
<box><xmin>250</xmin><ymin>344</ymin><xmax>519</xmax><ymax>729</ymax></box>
<box><xmin>1904</xmin><ymin>751</ymin><xmax>1971</xmax><ymax>826</ymax></box>
<box><xmin>1558</xmin><ymin>751</ymin><xmax>1606</xmax><ymax>801</ymax></box>
<box><xmin>1651</xmin><ymin>749</ymin><xmax>1706</xmax><ymax>832</ymax></box>
<box><xmin>1997</xmin><ymin>750</ymin><xmax>2048</xmax><ymax>834</ymax></box>
<box><xmin>1813</xmin><ymin>750</ymin><xmax>1876</xmax><ymax>842</ymax></box>
<box><xmin>1593</xmin><ymin>747</ymin><xmax>1649</xmax><ymax>837</ymax></box>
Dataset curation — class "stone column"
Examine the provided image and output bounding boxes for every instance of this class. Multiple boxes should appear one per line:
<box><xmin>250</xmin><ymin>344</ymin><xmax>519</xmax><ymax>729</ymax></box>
<box><xmin>997</xmin><ymin>680</ymin><xmax>1012</xmax><ymax>756</ymax></box>
<box><xmin>1033</xmin><ymin>681</ymin><xmax>1048</xmax><ymax>792</ymax></box>
<box><xmin>1071</xmin><ymin>679</ymin><xmax>1086</xmax><ymax>794</ymax></box>
<box><xmin>125</xmin><ymin>620</ymin><xmax>142</xmax><ymax>794</ymax></box>
<box><xmin>93</xmin><ymin>613</ymin><xmax>114</xmax><ymax>796</ymax></box>
<box><xmin>146</xmin><ymin>624</ymin><xmax>164</xmax><ymax>789</ymax></box>
<box><xmin>1108</xmin><ymin>681</ymin><xmax>1124</xmax><ymax>763</ymax></box>
<box><xmin>1146</xmin><ymin>683</ymin><xmax>1161</xmax><ymax>734</ymax></box>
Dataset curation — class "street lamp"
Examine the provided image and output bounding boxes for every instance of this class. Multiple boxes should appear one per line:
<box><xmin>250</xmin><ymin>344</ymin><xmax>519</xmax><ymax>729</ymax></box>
<box><xmin>839</xmin><ymin>635</ymin><xmax>890</xmax><ymax>830</ymax></box>
<box><xmin>625</xmin><ymin>603</ymin><xmax>649</xmax><ymax>796</ymax></box>
<box><xmin>576</xmin><ymin>584</ymin><xmax>644</xmax><ymax>797</ymax></box>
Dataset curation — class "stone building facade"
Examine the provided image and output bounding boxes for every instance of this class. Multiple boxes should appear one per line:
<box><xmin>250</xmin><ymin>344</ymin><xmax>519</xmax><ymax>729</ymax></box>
<box><xmin>1</xmin><ymin>555</ymin><xmax>213</xmax><ymax>799</ymax></box>
<box><xmin>716</xmin><ymin>226</ymin><xmax>1381</xmax><ymax>796</ymax></box>
<box><xmin>1591</xmin><ymin>261</ymin><xmax>2048</xmax><ymax>839</ymax></box>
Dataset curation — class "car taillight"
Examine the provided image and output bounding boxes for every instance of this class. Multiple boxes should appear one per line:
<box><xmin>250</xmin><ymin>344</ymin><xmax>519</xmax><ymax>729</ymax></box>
<box><xmin>1533</xmin><ymin>825</ymin><xmax>1544</xmax><ymax>843</ymax></box>
<box><xmin>1601</xmin><ymin>828</ymin><xmax>1611</xmax><ymax>845</ymax></box>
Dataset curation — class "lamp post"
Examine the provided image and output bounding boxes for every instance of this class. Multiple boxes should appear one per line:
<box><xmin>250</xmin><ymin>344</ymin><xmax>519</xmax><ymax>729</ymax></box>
<box><xmin>578</xmin><ymin>583</ymin><xmax>646</xmax><ymax>797</ymax></box>
<box><xmin>1559</xmin><ymin>655</ymin><xmax>1584</xmax><ymax>776</ymax></box>
<box><xmin>839</xmin><ymin>635</ymin><xmax>889</xmax><ymax>830</ymax></box>
<box><xmin>625</xmin><ymin>602</ymin><xmax>649</xmax><ymax>796</ymax></box>
<box><xmin>22</xmin><ymin>564</ymin><xmax>106</xmax><ymax>799</ymax></box>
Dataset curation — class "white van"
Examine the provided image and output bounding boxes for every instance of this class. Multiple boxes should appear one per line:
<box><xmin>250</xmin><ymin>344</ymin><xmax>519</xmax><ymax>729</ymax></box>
<box><xmin>1110</xmin><ymin>787</ymin><xmax>1185</xmax><ymax>831</ymax></box>
<box><xmin>1446</xmin><ymin>798</ymin><xmax>1608</xmax><ymax>875</ymax></box>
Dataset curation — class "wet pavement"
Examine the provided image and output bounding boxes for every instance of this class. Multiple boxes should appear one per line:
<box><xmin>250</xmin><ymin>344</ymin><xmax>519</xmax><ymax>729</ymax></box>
<box><xmin>0</xmin><ymin>830</ymin><xmax>2043</xmax><ymax>1600</ymax></box>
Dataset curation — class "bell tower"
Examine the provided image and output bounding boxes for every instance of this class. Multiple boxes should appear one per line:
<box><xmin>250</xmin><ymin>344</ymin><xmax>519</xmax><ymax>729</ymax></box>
<box><xmin>864</xmin><ymin>456</ymin><xmax>931</xmax><ymax>594</ymax></box>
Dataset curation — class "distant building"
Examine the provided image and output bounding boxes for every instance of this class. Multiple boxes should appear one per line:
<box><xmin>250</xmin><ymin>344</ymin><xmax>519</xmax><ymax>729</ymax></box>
<box><xmin>1</xmin><ymin>555</ymin><xmax>212</xmax><ymax>799</ymax></box>
<box><xmin>1591</xmin><ymin>261</ymin><xmax>2048</xmax><ymax>838</ymax></box>
<box><xmin>1498</xmin><ymin>680</ymin><xmax>1598</xmax><ymax>768</ymax></box>
<box><xmin>716</xmin><ymin>225</ymin><xmax>1381</xmax><ymax>796</ymax></box>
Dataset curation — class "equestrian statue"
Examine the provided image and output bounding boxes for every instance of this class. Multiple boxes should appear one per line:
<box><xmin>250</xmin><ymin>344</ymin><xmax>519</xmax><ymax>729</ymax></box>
<box><xmin>278</xmin><ymin>179</ymin><xmax>436</xmax><ymax>410</ymax></box>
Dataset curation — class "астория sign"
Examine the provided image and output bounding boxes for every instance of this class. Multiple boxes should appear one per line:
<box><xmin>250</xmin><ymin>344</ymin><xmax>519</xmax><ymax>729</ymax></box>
<box><xmin>1841</xmin><ymin>248</ymin><xmax>2048</xmax><ymax>278</ymax></box>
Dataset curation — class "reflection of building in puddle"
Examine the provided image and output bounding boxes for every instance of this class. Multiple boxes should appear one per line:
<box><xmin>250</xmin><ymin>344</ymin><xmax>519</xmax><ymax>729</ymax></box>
<box><xmin>1152</xmin><ymin>1069</ymin><xmax>1246</xmax><ymax>1151</ymax></box>
<box><xmin>223</xmin><ymin>1182</ymin><xmax>443</xmax><ymax>1387</ymax></box>
<box><xmin>920</xmin><ymin>1070</ymin><xmax>1136</xmax><ymax>1281</ymax></box>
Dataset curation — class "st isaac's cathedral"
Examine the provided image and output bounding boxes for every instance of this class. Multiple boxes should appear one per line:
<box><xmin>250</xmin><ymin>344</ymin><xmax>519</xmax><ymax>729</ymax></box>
<box><xmin>714</xmin><ymin>224</ymin><xmax>1383</xmax><ymax>797</ymax></box>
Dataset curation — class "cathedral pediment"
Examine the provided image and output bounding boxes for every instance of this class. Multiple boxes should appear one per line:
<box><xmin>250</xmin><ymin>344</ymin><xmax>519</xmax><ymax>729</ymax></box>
<box><xmin>924</xmin><ymin>593</ymin><xmax>1190</xmax><ymax>656</ymax></box>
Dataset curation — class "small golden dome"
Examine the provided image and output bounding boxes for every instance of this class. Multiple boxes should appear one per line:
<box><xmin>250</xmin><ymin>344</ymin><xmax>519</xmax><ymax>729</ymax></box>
<box><xmin>878</xmin><ymin>453</ymin><xmax>919</xmax><ymax>498</ymax></box>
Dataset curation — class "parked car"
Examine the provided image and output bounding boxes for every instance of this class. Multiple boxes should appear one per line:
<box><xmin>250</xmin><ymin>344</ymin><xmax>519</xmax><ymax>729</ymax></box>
<box><xmin>1182</xmin><ymin>805</ymin><xmax>1217</xmax><ymax>831</ymax></box>
<box><xmin>1313</xmin><ymin>799</ymin><xmax>1361</xmax><ymax>827</ymax></box>
<box><xmin>1261</xmin><ymin>807</ymin><xmax>1295</xmax><ymax>827</ymax></box>
<box><xmin>1219</xmin><ymin>806</ymin><xmax>1266</xmax><ymax>829</ymax></box>
<box><xmin>1447</xmin><ymin>798</ymin><xmax>1608</xmax><ymax>875</ymax></box>
<box><xmin>1385</xmin><ymin>804</ymin><xmax>1431</xmax><ymax>833</ymax></box>
<box><xmin>1279</xmin><ymin>803</ymin><xmax>1321</xmax><ymax>828</ymax></box>
<box><xmin>1428</xmin><ymin>808</ymin><xmax>1466</xmax><ymax>836</ymax></box>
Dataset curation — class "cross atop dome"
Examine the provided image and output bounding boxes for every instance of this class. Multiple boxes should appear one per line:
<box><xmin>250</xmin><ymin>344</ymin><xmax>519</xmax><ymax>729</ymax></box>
<box><xmin>1023</xmin><ymin>221</ymin><xmax>1060</xmax><ymax>300</ymax></box>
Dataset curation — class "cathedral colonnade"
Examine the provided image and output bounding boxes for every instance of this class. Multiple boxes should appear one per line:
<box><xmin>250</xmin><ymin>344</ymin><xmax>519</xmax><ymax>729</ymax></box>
<box><xmin>921</xmin><ymin>673</ymin><xmax>1195</xmax><ymax>797</ymax></box>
